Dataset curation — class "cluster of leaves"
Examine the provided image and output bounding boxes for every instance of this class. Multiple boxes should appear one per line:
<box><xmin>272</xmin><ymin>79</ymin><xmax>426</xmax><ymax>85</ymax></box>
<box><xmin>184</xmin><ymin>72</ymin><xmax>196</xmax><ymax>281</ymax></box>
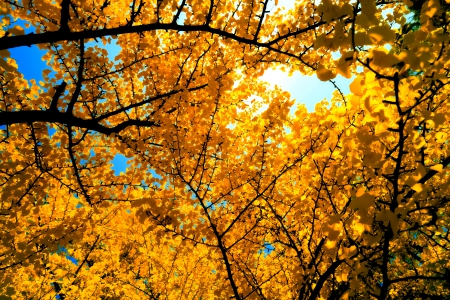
<box><xmin>1</xmin><ymin>0</ymin><xmax>450</xmax><ymax>299</ymax></box>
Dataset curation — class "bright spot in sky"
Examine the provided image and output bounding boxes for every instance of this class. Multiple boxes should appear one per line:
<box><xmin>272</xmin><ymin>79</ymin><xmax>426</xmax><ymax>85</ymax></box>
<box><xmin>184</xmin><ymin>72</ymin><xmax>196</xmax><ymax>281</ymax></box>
<box><xmin>258</xmin><ymin>0</ymin><xmax>353</xmax><ymax>113</ymax></box>
<box><xmin>260</xmin><ymin>69</ymin><xmax>352</xmax><ymax>112</ymax></box>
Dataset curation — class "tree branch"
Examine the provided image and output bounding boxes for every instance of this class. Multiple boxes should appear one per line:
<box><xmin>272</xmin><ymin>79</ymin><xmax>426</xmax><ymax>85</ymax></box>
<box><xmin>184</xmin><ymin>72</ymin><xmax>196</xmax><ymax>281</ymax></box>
<box><xmin>0</xmin><ymin>110</ymin><xmax>159</xmax><ymax>135</ymax></box>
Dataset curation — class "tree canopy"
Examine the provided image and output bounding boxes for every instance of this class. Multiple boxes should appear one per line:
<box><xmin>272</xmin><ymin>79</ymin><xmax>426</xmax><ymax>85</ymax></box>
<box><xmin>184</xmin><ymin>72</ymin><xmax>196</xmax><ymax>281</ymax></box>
<box><xmin>1</xmin><ymin>0</ymin><xmax>450</xmax><ymax>299</ymax></box>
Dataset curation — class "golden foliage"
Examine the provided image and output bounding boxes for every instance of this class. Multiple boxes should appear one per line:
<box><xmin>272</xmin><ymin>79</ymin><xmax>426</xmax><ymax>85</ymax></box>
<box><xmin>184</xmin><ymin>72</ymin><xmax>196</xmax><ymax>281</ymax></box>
<box><xmin>1</xmin><ymin>0</ymin><xmax>450</xmax><ymax>299</ymax></box>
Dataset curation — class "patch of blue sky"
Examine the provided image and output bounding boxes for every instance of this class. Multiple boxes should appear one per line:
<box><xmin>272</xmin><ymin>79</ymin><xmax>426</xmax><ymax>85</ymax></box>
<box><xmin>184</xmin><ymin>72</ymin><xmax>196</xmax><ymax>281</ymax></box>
<box><xmin>260</xmin><ymin>69</ymin><xmax>353</xmax><ymax>113</ymax></box>
<box><xmin>331</xmin><ymin>51</ymin><xmax>341</xmax><ymax>60</ymax></box>
<box><xmin>8</xmin><ymin>18</ymin><xmax>34</xmax><ymax>35</ymax></box>
<box><xmin>8</xmin><ymin>43</ymin><xmax>49</xmax><ymax>83</ymax></box>
<box><xmin>205</xmin><ymin>200</ymin><xmax>216</xmax><ymax>211</ymax></box>
<box><xmin>110</xmin><ymin>153</ymin><xmax>132</xmax><ymax>176</ymax></box>
<box><xmin>226</xmin><ymin>123</ymin><xmax>236</xmax><ymax>130</ymax></box>
<box><xmin>176</xmin><ymin>10</ymin><xmax>187</xmax><ymax>25</ymax></box>
<box><xmin>283</xmin><ymin>125</ymin><xmax>292</xmax><ymax>134</ymax></box>
<box><xmin>204</xmin><ymin>199</ymin><xmax>227</xmax><ymax>211</ymax></box>
<box><xmin>8</xmin><ymin>19</ymin><xmax>53</xmax><ymax>82</ymax></box>
<box><xmin>47</xmin><ymin>125</ymin><xmax>57</xmax><ymax>137</ymax></box>
<box><xmin>55</xmin><ymin>245</ymin><xmax>78</xmax><ymax>266</ymax></box>
<box><xmin>164</xmin><ymin>179</ymin><xmax>172</xmax><ymax>190</ymax></box>
<box><xmin>258</xmin><ymin>242</ymin><xmax>275</xmax><ymax>258</ymax></box>
<box><xmin>9</xmin><ymin>19</ymin><xmax>122</xmax><ymax>87</ymax></box>
<box><xmin>256</xmin><ymin>1</ymin><xmax>357</xmax><ymax>114</ymax></box>
<box><xmin>122</xmin><ymin>183</ymin><xmax>130</xmax><ymax>194</ymax></box>
<box><xmin>142</xmin><ymin>179</ymin><xmax>160</xmax><ymax>189</ymax></box>
<box><xmin>85</xmin><ymin>38</ymin><xmax>121</xmax><ymax>62</ymax></box>
<box><xmin>216</xmin><ymin>200</ymin><xmax>227</xmax><ymax>208</ymax></box>
<box><xmin>79</xmin><ymin>158</ymin><xmax>88</xmax><ymax>166</ymax></box>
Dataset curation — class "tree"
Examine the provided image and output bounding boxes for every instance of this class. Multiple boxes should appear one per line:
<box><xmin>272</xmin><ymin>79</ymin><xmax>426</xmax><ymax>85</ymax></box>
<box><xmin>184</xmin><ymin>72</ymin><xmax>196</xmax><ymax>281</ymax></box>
<box><xmin>1</xmin><ymin>0</ymin><xmax>450</xmax><ymax>299</ymax></box>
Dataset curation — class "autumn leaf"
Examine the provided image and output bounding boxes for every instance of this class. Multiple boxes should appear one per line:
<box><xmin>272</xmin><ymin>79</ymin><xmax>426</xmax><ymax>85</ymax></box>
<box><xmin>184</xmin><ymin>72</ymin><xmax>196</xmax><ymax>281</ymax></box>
<box><xmin>368</xmin><ymin>25</ymin><xmax>396</xmax><ymax>45</ymax></box>
<box><xmin>316</xmin><ymin>64</ymin><xmax>336</xmax><ymax>81</ymax></box>
<box><xmin>1</xmin><ymin>0</ymin><xmax>450</xmax><ymax>299</ymax></box>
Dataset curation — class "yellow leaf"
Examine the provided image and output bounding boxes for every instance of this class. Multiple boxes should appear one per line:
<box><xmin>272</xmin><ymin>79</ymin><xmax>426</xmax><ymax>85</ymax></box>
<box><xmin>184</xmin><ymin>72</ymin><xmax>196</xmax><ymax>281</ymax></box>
<box><xmin>356</xmin><ymin>13</ymin><xmax>371</xmax><ymax>28</ymax></box>
<box><xmin>8</xmin><ymin>25</ymin><xmax>24</xmax><ymax>36</ymax></box>
<box><xmin>6</xmin><ymin>287</ymin><xmax>15</xmax><ymax>296</ymax></box>
<box><xmin>350</xmin><ymin>192</ymin><xmax>375</xmax><ymax>210</ymax></box>
<box><xmin>339</xmin><ymin>245</ymin><xmax>357</xmax><ymax>259</ymax></box>
<box><xmin>411</xmin><ymin>183</ymin><xmax>423</xmax><ymax>193</ymax></box>
<box><xmin>433</xmin><ymin>113</ymin><xmax>446</xmax><ymax>127</ymax></box>
<box><xmin>374</xmin><ymin>123</ymin><xmax>387</xmax><ymax>135</ymax></box>
<box><xmin>361</xmin><ymin>0</ymin><xmax>377</xmax><ymax>20</ymax></box>
<box><xmin>340</xmin><ymin>291</ymin><xmax>350</xmax><ymax>300</ymax></box>
<box><xmin>414</xmin><ymin>137</ymin><xmax>426</xmax><ymax>149</ymax></box>
<box><xmin>336</xmin><ymin>59</ymin><xmax>352</xmax><ymax>78</ymax></box>
<box><xmin>377</xmin><ymin>210</ymin><xmax>399</xmax><ymax>235</ymax></box>
<box><xmin>42</xmin><ymin>69</ymin><xmax>52</xmax><ymax>77</ymax></box>
<box><xmin>350</xmin><ymin>77</ymin><xmax>363</xmax><ymax>96</ymax></box>
<box><xmin>354</xmin><ymin>222</ymin><xmax>365</xmax><ymax>235</ymax></box>
<box><xmin>370</xmin><ymin>49</ymin><xmax>400</xmax><ymax>68</ymax></box>
<box><xmin>0</xmin><ymin>49</ymin><xmax>10</xmax><ymax>59</ymax></box>
<box><xmin>436</xmin><ymin>132</ymin><xmax>447</xmax><ymax>143</ymax></box>
<box><xmin>325</xmin><ymin>240</ymin><xmax>337</xmax><ymax>250</ymax></box>
<box><xmin>364</xmin><ymin>232</ymin><xmax>382</xmax><ymax>246</ymax></box>
<box><xmin>368</xmin><ymin>25</ymin><xmax>395</xmax><ymax>45</ymax></box>
<box><xmin>430</xmin><ymin>164</ymin><xmax>443</xmax><ymax>172</ymax></box>
<box><xmin>316</xmin><ymin>65</ymin><xmax>336</xmax><ymax>81</ymax></box>
<box><xmin>354</xmin><ymin>32</ymin><xmax>369</xmax><ymax>46</ymax></box>
<box><xmin>402</xmin><ymin>0</ymin><xmax>414</xmax><ymax>6</ymax></box>
<box><xmin>340</xmin><ymin>3</ymin><xmax>353</xmax><ymax>16</ymax></box>
<box><xmin>0</xmin><ymin>6</ymin><xmax>11</xmax><ymax>15</ymax></box>
<box><xmin>421</xmin><ymin>0</ymin><xmax>440</xmax><ymax>20</ymax></box>
<box><xmin>355</xmin><ymin>187</ymin><xmax>365</xmax><ymax>197</ymax></box>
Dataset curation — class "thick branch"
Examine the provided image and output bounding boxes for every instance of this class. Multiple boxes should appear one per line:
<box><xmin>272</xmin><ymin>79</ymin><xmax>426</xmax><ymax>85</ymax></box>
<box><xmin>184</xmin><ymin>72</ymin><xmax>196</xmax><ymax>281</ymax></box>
<box><xmin>60</xmin><ymin>0</ymin><xmax>71</xmax><ymax>32</ymax></box>
<box><xmin>50</xmin><ymin>81</ymin><xmax>67</xmax><ymax>111</ymax></box>
<box><xmin>67</xmin><ymin>39</ymin><xmax>85</xmax><ymax>114</ymax></box>
<box><xmin>1</xmin><ymin>22</ymin><xmax>324</xmax><ymax>51</ymax></box>
<box><xmin>308</xmin><ymin>259</ymin><xmax>343</xmax><ymax>300</ymax></box>
<box><xmin>0</xmin><ymin>110</ymin><xmax>159</xmax><ymax>134</ymax></box>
